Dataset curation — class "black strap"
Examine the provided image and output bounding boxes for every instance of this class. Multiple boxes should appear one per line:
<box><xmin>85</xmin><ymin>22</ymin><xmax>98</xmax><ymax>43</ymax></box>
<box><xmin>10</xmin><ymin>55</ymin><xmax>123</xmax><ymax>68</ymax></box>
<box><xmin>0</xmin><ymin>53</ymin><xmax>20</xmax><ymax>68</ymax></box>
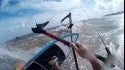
<box><xmin>61</xmin><ymin>12</ymin><xmax>79</xmax><ymax>70</ymax></box>
<box><xmin>70</xmin><ymin>25</ymin><xmax>79</xmax><ymax>70</ymax></box>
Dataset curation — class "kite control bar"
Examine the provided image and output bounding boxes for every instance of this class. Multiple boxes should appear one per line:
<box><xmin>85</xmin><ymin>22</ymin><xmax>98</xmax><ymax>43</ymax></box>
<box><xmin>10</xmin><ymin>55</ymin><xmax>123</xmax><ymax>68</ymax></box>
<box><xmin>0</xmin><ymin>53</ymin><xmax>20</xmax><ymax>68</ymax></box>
<box><xmin>32</xmin><ymin>22</ymin><xmax>71</xmax><ymax>46</ymax></box>
<box><xmin>32</xmin><ymin>13</ymin><xmax>80</xmax><ymax>70</ymax></box>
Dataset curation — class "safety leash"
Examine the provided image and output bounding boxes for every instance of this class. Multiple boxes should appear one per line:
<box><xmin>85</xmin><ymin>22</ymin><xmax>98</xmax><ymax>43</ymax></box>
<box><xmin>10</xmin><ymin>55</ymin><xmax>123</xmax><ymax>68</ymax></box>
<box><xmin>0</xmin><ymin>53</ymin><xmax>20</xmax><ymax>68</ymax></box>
<box><xmin>61</xmin><ymin>13</ymin><xmax>79</xmax><ymax>70</ymax></box>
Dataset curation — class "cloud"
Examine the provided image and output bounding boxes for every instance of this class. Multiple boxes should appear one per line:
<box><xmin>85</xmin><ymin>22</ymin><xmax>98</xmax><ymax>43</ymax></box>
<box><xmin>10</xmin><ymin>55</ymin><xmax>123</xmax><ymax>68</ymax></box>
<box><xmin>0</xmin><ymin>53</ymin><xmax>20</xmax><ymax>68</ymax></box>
<box><xmin>94</xmin><ymin>0</ymin><xmax>124</xmax><ymax>14</ymax></box>
<box><xmin>0</xmin><ymin>0</ymin><xmax>124</xmax><ymax>22</ymax></box>
<box><xmin>0</xmin><ymin>0</ymin><xmax>82</xmax><ymax>20</ymax></box>
<box><xmin>96</xmin><ymin>0</ymin><xmax>113</xmax><ymax>3</ymax></box>
<box><xmin>21</xmin><ymin>0</ymin><xmax>81</xmax><ymax>11</ymax></box>
<box><xmin>0</xmin><ymin>0</ymin><xmax>9</xmax><ymax>12</ymax></box>
<box><xmin>0</xmin><ymin>0</ymin><xmax>124</xmax><ymax>23</ymax></box>
<box><xmin>0</xmin><ymin>0</ymin><xmax>124</xmax><ymax>15</ymax></box>
<box><xmin>0</xmin><ymin>0</ymin><xmax>81</xmax><ymax>13</ymax></box>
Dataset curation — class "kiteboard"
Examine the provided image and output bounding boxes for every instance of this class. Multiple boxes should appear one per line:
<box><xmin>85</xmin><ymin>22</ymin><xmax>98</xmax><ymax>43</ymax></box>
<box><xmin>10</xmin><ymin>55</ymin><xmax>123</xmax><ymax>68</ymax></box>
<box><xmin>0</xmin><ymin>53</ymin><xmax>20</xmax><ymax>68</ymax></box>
<box><xmin>25</xmin><ymin>33</ymin><xmax>79</xmax><ymax>70</ymax></box>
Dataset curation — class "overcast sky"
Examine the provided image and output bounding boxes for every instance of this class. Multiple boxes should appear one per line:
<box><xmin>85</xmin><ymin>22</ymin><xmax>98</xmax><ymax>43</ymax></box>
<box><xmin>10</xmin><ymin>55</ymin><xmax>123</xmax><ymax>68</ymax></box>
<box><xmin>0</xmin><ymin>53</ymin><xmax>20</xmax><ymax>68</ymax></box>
<box><xmin>0</xmin><ymin>0</ymin><xmax>124</xmax><ymax>43</ymax></box>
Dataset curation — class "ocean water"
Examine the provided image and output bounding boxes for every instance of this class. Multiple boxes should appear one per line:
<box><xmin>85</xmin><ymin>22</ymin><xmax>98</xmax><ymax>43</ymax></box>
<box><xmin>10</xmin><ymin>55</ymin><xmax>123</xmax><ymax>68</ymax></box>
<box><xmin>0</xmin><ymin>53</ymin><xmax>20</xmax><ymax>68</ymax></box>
<box><xmin>72</xmin><ymin>13</ymin><xmax>124</xmax><ymax>70</ymax></box>
<box><xmin>0</xmin><ymin>13</ymin><xmax>124</xmax><ymax>70</ymax></box>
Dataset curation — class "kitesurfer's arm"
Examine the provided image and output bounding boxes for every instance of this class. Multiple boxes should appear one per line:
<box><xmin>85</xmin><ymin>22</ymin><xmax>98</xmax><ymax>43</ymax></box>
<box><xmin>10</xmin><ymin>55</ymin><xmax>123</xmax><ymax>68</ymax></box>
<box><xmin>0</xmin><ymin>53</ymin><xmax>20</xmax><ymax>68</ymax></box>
<box><xmin>70</xmin><ymin>43</ymin><xmax>102</xmax><ymax>70</ymax></box>
<box><xmin>88</xmin><ymin>55</ymin><xmax>102</xmax><ymax>70</ymax></box>
<box><xmin>52</xmin><ymin>62</ymin><xmax>61</xmax><ymax>70</ymax></box>
<box><xmin>49</xmin><ymin>56</ymin><xmax>61</xmax><ymax>70</ymax></box>
<box><xmin>16</xmin><ymin>63</ymin><xmax>25</xmax><ymax>70</ymax></box>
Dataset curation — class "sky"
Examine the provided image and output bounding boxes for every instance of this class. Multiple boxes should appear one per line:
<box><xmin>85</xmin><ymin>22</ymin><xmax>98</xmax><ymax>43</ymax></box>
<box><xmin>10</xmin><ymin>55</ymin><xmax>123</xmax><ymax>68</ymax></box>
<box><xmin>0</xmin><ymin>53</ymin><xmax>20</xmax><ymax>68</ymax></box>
<box><xmin>0</xmin><ymin>0</ymin><xmax>124</xmax><ymax>20</ymax></box>
<box><xmin>0</xmin><ymin>0</ymin><xmax>124</xmax><ymax>43</ymax></box>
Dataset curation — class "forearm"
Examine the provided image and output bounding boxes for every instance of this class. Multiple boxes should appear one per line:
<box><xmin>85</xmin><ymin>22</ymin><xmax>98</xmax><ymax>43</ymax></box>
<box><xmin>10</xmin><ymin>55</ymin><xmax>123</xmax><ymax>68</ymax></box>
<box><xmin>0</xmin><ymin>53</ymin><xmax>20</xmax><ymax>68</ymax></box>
<box><xmin>52</xmin><ymin>63</ymin><xmax>61</xmax><ymax>70</ymax></box>
<box><xmin>70</xmin><ymin>43</ymin><xmax>103</xmax><ymax>70</ymax></box>
<box><xmin>88</xmin><ymin>56</ymin><xmax>102</xmax><ymax>70</ymax></box>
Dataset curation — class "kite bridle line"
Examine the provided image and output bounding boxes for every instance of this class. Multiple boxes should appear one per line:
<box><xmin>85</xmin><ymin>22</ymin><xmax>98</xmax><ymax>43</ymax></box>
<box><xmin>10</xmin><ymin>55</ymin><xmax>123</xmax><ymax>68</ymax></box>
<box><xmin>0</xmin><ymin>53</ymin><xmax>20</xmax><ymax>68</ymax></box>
<box><xmin>82</xmin><ymin>7</ymin><xmax>108</xmax><ymax>49</ymax></box>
